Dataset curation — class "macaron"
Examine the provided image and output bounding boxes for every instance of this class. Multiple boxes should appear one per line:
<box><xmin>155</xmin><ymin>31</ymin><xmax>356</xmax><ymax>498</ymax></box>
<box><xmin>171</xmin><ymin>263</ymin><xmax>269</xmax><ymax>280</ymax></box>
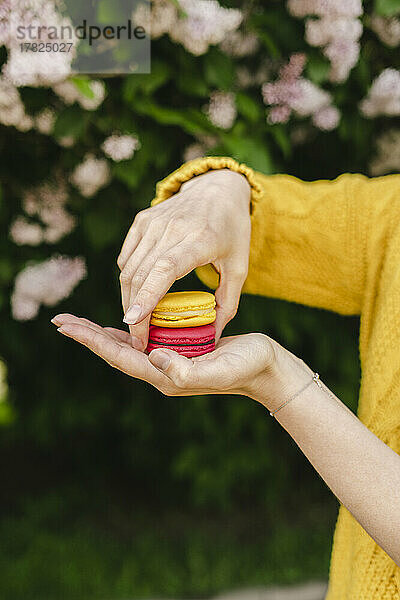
<box><xmin>147</xmin><ymin>324</ymin><xmax>216</xmax><ymax>358</ymax></box>
<box><xmin>150</xmin><ymin>291</ymin><xmax>216</xmax><ymax>328</ymax></box>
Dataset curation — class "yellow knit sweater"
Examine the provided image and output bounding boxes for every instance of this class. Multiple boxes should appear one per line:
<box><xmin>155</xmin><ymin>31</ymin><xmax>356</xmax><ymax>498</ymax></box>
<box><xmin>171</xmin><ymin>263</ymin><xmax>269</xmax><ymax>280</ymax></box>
<box><xmin>152</xmin><ymin>156</ymin><xmax>400</xmax><ymax>599</ymax></box>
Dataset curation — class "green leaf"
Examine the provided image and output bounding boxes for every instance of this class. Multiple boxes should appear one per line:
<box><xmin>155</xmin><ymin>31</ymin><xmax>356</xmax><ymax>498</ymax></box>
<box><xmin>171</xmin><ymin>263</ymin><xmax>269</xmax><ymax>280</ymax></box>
<box><xmin>306</xmin><ymin>55</ymin><xmax>330</xmax><ymax>85</ymax></box>
<box><xmin>204</xmin><ymin>49</ymin><xmax>235</xmax><ymax>91</ymax></box>
<box><xmin>0</xmin><ymin>401</ymin><xmax>15</xmax><ymax>427</ymax></box>
<box><xmin>83</xmin><ymin>205</ymin><xmax>123</xmax><ymax>250</ymax></box>
<box><xmin>236</xmin><ymin>93</ymin><xmax>262</xmax><ymax>123</ymax></box>
<box><xmin>374</xmin><ymin>0</ymin><xmax>400</xmax><ymax>16</ymax></box>
<box><xmin>71</xmin><ymin>76</ymin><xmax>95</xmax><ymax>100</ymax></box>
<box><xmin>177</xmin><ymin>70</ymin><xmax>209</xmax><ymax>97</ymax></box>
<box><xmin>53</xmin><ymin>105</ymin><xmax>88</xmax><ymax>139</ymax></box>
<box><xmin>97</xmin><ymin>0</ymin><xmax>125</xmax><ymax>24</ymax></box>
<box><xmin>256</xmin><ymin>31</ymin><xmax>280</xmax><ymax>58</ymax></box>
<box><xmin>270</xmin><ymin>125</ymin><xmax>292</xmax><ymax>159</ymax></box>
<box><xmin>130</xmin><ymin>100</ymin><xmax>211</xmax><ymax>135</ymax></box>
<box><xmin>221</xmin><ymin>135</ymin><xmax>275</xmax><ymax>174</ymax></box>
<box><xmin>123</xmin><ymin>61</ymin><xmax>171</xmax><ymax>101</ymax></box>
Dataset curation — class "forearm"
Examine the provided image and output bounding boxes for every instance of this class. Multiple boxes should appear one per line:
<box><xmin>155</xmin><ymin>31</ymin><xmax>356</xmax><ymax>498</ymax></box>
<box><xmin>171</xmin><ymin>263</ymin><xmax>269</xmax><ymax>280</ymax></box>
<box><xmin>254</xmin><ymin>358</ymin><xmax>400</xmax><ymax>564</ymax></box>
<box><xmin>153</xmin><ymin>157</ymin><xmax>400</xmax><ymax>317</ymax></box>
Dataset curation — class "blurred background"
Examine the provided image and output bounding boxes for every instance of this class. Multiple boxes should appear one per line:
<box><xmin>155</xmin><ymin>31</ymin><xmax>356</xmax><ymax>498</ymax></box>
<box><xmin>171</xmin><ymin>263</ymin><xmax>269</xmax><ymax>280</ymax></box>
<box><xmin>0</xmin><ymin>0</ymin><xmax>399</xmax><ymax>598</ymax></box>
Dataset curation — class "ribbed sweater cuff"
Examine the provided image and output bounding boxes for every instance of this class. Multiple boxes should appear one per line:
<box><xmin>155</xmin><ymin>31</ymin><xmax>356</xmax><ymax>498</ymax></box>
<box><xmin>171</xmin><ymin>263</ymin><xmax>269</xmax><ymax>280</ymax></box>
<box><xmin>151</xmin><ymin>156</ymin><xmax>263</xmax><ymax>212</ymax></box>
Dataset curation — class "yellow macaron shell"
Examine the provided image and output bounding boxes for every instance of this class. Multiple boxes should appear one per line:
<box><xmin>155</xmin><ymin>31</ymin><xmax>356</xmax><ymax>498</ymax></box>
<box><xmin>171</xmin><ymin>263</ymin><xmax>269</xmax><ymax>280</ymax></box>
<box><xmin>150</xmin><ymin>291</ymin><xmax>216</xmax><ymax>327</ymax></box>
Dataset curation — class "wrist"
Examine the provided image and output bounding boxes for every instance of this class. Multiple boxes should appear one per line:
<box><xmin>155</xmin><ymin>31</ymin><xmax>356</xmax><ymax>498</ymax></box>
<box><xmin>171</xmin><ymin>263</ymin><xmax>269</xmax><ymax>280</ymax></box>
<box><xmin>183</xmin><ymin>168</ymin><xmax>251</xmax><ymax>212</ymax></box>
<box><xmin>246</xmin><ymin>337</ymin><xmax>313</xmax><ymax>412</ymax></box>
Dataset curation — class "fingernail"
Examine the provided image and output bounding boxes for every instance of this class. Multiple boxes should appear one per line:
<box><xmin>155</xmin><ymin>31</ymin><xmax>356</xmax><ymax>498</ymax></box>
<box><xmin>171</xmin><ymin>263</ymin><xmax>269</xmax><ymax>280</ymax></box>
<box><xmin>123</xmin><ymin>304</ymin><xmax>142</xmax><ymax>325</ymax></box>
<box><xmin>51</xmin><ymin>317</ymin><xmax>60</xmax><ymax>325</ymax></box>
<box><xmin>57</xmin><ymin>325</ymin><xmax>71</xmax><ymax>335</ymax></box>
<box><xmin>150</xmin><ymin>350</ymin><xmax>171</xmax><ymax>370</ymax></box>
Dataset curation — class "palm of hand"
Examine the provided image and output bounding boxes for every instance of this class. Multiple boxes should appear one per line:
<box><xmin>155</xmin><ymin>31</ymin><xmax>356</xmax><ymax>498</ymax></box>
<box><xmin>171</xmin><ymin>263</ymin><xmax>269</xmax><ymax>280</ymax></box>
<box><xmin>51</xmin><ymin>314</ymin><xmax>273</xmax><ymax>399</ymax></box>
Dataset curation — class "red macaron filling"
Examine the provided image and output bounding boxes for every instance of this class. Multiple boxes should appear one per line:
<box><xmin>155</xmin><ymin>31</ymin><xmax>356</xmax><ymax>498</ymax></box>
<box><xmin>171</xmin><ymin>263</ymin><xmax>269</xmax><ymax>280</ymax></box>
<box><xmin>147</xmin><ymin>324</ymin><xmax>216</xmax><ymax>358</ymax></box>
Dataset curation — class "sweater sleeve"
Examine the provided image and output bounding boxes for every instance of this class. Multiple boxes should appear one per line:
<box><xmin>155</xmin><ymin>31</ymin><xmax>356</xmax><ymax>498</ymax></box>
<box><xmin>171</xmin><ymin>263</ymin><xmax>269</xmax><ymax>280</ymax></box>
<box><xmin>152</xmin><ymin>156</ymin><xmax>400</xmax><ymax>317</ymax></box>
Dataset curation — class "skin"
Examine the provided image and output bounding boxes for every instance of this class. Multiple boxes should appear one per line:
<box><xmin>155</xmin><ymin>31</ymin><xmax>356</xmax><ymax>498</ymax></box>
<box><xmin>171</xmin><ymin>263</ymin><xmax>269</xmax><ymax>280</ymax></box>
<box><xmin>51</xmin><ymin>169</ymin><xmax>400</xmax><ymax>565</ymax></box>
<box><xmin>117</xmin><ymin>168</ymin><xmax>252</xmax><ymax>350</ymax></box>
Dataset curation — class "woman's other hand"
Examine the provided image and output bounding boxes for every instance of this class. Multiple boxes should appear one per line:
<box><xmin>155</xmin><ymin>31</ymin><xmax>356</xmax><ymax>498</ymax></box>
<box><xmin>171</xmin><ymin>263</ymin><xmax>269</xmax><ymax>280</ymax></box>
<box><xmin>50</xmin><ymin>313</ymin><xmax>294</xmax><ymax>406</ymax></box>
<box><xmin>117</xmin><ymin>168</ymin><xmax>251</xmax><ymax>351</ymax></box>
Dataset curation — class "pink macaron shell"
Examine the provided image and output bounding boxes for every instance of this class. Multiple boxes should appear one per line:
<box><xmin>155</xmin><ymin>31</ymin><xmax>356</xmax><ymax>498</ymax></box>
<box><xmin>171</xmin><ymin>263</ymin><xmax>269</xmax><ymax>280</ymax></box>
<box><xmin>147</xmin><ymin>324</ymin><xmax>215</xmax><ymax>358</ymax></box>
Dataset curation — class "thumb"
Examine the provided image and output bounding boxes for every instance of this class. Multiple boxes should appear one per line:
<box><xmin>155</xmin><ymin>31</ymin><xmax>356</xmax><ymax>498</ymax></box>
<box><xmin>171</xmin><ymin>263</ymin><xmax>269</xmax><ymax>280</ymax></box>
<box><xmin>148</xmin><ymin>349</ymin><xmax>195</xmax><ymax>388</ymax></box>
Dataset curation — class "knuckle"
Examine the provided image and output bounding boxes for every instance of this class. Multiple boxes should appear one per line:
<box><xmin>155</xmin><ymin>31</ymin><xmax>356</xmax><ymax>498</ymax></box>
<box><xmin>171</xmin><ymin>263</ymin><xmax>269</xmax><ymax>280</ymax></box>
<box><xmin>168</xmin><ymin>216</ymin><xmax>187</xmax><ymax>235</ymax></box>
<box><xmin>136</xmin><ymin>287</ymin><xmax>153</xmax><ymax>304</ymax></box>
<box><xmin>119</xmin><ymin>270</ymin><xmax>132</xmax><ymax>286</ymax></box>
<box><xmin>117</xmin><ymin>254</ymin><xmax>125</xmax><ymax>270</ymax></box>
<box><xmin>156</xmin><ymin>255</ymin><xmax>178</xmax><ymax>274</ymax></box>
<box><xmin>133</xmin><ymin>210</ymin><xmax>147</xmax><ymax>226</ymax></box>
<box><xmin>131</xmin><ymin>268</ymin><xmax>148</xmax><ymax>287</ymax></box>
<box><xmin>173</xmin><ymin>369</ymin><xmax>188</xmax><ymax>389</ymax></box>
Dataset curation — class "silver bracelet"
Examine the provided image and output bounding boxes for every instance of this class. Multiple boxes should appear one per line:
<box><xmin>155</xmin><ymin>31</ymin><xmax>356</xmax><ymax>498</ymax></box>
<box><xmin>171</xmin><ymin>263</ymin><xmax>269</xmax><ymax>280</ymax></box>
<box><xmin>269</xmin><ymin>372</ymin><xmax>322</xmax><ymax>417</ymax></box>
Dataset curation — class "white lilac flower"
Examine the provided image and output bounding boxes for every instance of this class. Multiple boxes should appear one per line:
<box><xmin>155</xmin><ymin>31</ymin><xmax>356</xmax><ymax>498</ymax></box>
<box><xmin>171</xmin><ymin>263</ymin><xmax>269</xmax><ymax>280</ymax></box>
<box><xmin>312</xmin><ymin>105</ymin><xmax>341</xmax><ymax>130</ymax></box>
<box><xmin>70</xmin><ymin>155</ymin><xmax>111</xmax><ymax>197</ymax></box>
<box><xmin>220</xmin><ymin>30</ymin><xmax>260</xmax><ymax>57</ymax></box>
<box><xmin>171</xmin><ymin>0</ymin><xmax>243</xmax><ymax>55</ymax></box>
<box><xmin>11</xmin><ymin>179</ymin><xmax>76</xmax><ymax>245</ymax></box>
<box><xmin>360</xmin><ymin>69</ymin><xmax>400</xmax><ymax>117</ymax></box>
<box><xmin>11</xmin><ymin>255</ymin><xmax>87</xmax><ymax>321</ymax></box>
<box><xmin>9</xmin><ymin>217</ymin><xmax>43</xmax><ymax>246</ymax></box>
<box><xmin>133</xmin><ymin>0</ymin><xmax>177</xmax><ymax>39</ymax></box>
<box><xmin>183</xmin><ymin>142</ymin><xmax>206</xmax><ymax>162</ymax></box>
<box><xmin>35</xmin><ymin>108</ymin><xmax>56</xmax><ymax>135</ymax></box>
<box><xmin>3</xmin><ymin>0</ymin><xmax>77</xmax><ymax>87</ymax></box>
<box><xmin>57</xmin><ymin>136</ymin><xmax>75</xmax><ymax>148</ymax></box>
<box><xmin>101</xmin><ymin>134</ymin><xmax>141</xmax><ymax>162</ymax></box>
<box><xmin>287</xmin><ymin>0</ymin><xmax>362</xmax><ymax>18</ymax></box>
<box><xmin>0</xmin><ymin>76</ymin><xmax>32</xmax><ymax>130</ymax></box>
<box><xmin>370</xmin><ymin>15</ymin><xmax>400</xmax><ymax>47</ymax></box>
<box><xmin>53</xmin><ymin>79</ymin><xmax>106</xmax><ymax>111</ymax></box>
<box><xmin>136</xmin><ymin>0</ymin><xmax>243</xmax><ymax>55</ymax></box>
<box><xmin>369</xmin><ymin>129</ymin><xmax>400</xmax><ymax>176</ymax></box>
<box><xmin>205</xmin><ymin>91</ymin><xmax>237</xmax><ymax>129</ymax></box>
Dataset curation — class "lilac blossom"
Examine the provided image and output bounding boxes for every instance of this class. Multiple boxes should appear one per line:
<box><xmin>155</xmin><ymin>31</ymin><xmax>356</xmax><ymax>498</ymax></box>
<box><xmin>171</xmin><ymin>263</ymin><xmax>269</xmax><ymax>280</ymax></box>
<box><xmin>11</xmin><ymin>255</ymin><xmax>87</xmax><ymax>321</ymax></box>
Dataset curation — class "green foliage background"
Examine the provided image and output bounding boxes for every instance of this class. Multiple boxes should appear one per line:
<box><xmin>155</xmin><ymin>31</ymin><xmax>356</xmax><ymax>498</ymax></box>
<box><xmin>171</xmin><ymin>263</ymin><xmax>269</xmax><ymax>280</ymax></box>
<box><xmin>1</xmin><ymin>0</ymin><xmax>399</xmax><ymax>598</ymax></box>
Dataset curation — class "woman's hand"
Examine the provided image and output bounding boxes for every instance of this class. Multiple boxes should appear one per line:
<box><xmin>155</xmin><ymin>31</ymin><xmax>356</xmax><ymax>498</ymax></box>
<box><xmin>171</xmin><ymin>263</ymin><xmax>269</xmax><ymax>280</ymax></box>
<box><xmin>117</xmin><ymin>168</ymin><xmax>252</xmax><ymax>351</ymax></box>
<box><xmin>51</xmin><ymin>312</ymin><xmax>400</xmax><ymax>565</ymax></box>
<box><xmin>50</xmin><ymin>313</ymin><xmax>305</xmax><ymax>406</ymax></box>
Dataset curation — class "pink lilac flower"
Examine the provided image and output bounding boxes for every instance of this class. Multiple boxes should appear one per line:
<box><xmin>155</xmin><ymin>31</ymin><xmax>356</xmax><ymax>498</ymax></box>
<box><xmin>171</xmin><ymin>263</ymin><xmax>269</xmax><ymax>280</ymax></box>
<box><xmin>262</xmin><ymin>54</ymin><xmax>340</xmax><ymax>129</ymax></box>
<box><xmin>11</xmin><ymin>255</ymin><xmax>87</xmax><ymax>321</ymax></box>
<box><xmin>101</xmin><ymin>134</ymin><xmax>141</xmax><ymax>162</ymax></box>
<box><xmin>287</xmin><ymin>0</ymin><xmax>363</xmax><ymax>83</ymax></box>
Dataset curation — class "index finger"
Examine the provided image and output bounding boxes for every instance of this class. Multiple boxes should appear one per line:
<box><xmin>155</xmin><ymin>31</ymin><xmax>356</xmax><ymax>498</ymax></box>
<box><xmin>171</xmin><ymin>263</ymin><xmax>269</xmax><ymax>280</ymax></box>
<box><xmin>123</xmin><ymin>241</ymin><xmax>208</xmax><ymax>325</ymax></box>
